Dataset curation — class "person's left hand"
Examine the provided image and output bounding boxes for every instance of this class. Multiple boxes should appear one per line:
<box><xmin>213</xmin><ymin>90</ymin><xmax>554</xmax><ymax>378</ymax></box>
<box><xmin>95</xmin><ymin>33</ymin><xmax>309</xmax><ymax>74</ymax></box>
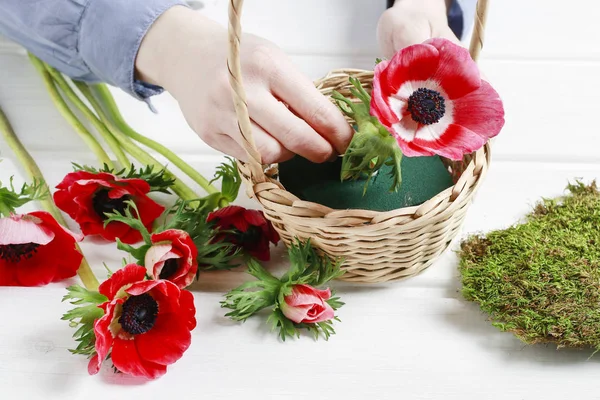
<box><xmin>377</xmin><ymin>0</ymin><xmax>460</xmax><ymax>58</ymax></box>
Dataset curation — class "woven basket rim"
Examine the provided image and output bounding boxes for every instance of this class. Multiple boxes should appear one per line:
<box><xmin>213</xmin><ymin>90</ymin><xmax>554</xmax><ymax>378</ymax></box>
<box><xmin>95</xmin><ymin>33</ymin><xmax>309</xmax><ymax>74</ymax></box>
<box><xmin>239</xmin><ymin>143</ymin><xmax>490</xmax><ymax>218</ymax></box>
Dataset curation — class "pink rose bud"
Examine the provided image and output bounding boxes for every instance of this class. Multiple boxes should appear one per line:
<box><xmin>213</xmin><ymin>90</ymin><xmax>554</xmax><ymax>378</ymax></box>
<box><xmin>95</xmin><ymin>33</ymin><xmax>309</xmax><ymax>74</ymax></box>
<box><xmin>280</xmin><ymin>284</ymin><xmax>335</xmax><ymax>324</ymax></box>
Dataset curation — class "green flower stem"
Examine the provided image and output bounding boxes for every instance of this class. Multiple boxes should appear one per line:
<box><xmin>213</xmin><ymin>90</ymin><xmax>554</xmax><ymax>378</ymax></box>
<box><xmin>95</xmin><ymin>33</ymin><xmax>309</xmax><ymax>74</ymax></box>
<box><xmin>42</xmin><ymin>64</ymin><xmax>130</xmax><ymax>169</ymax></box>
<box><xmin>72</xmin><ymin>83</ymin><xmax>199</xmax><ymax>202</ymax></box>
<box><xmin>0</xmin><ymin>104</ymin><xmax>99</xmax><ymax>290</ymax></box>
<box><xmin>114</xmin><ymin>132</ymin><xmax>199</xmax><ymax>201</ymax></box>
<box><xmin>28</xmin><ymin>54</ymin><xmax>114</xmax><ymax>170</ymax></box>
<box><xmin>90</xmin><ymin>84</ymin><xmax>220</xmax><ymax>196</ymax></box>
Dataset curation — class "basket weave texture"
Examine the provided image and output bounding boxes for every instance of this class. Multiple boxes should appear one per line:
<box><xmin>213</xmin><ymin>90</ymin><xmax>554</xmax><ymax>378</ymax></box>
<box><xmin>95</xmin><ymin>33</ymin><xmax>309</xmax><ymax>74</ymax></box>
<box><xmin>227</xmin><ymin>0</ymin><xmax>491</xmax><ymax>283</ymax></box>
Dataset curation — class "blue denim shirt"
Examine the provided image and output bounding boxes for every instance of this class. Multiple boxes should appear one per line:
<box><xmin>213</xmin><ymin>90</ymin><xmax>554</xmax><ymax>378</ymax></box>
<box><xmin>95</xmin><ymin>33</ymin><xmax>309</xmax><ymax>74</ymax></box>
<box><xmin>0</xmin><ymin>0</ymin><xmax>474</xmax><ymax>102</ymax></box>
<box><xmin>0</xmin><ymin>0</ymin><xmax>187</xmax><ymax>101</ymax></box>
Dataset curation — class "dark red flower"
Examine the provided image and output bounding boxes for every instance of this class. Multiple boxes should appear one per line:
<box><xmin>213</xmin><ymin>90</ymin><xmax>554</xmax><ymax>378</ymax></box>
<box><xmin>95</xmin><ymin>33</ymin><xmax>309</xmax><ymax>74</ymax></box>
<box><xmin>207</xmin><ymin>206</ymin><xmax>280</xmax><ymax>261</ymax></box>
<box><xmin>144</xmin><ymin>229</ymin><xmax>198</xmax><ymax>289</ymax></box>
<box><xmin>53</xmin><ymin>171</ymin><xmax>164</xmax><ymax>244</ymax></box>
<box><xmin>89</xmin><ymin>264</ymin><xmax>196</xmax><ymax>379</ymax></box>
<box><xmin>0</xmin><ymin>212</ymin><xmax>83</xmax><ymax>286</ymax></box>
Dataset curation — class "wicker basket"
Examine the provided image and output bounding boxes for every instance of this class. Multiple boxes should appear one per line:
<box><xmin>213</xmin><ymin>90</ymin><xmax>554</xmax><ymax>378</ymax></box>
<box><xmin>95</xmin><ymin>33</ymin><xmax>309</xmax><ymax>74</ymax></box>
<box><xmin>227</xmin><ymin>0</ymin><xmax>492</xmax><ymax>283</ymax></box>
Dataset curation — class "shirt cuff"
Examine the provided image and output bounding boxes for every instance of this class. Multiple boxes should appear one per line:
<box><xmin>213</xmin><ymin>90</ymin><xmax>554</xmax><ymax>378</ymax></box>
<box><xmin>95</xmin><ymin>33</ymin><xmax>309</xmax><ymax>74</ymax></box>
<box><xmin>78</xmin><ymin>0</ymin><xmax>188</xmax><ymax>101</ymax></box>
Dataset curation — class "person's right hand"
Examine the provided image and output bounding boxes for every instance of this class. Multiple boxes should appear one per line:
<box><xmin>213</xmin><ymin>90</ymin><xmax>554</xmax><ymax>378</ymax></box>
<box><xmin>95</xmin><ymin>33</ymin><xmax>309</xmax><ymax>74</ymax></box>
<box><xmin>136</xmin><ymin>6</ymin><xmax>353</xmax><ymax>164</ymax></box>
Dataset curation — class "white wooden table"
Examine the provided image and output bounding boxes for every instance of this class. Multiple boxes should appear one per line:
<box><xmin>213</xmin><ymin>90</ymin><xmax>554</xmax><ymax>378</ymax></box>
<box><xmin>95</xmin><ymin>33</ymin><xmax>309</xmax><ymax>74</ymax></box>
<box><xmin>2</xmin><ymin>1</ymin><xmax>600</xmax><ymax>399</ymax></box>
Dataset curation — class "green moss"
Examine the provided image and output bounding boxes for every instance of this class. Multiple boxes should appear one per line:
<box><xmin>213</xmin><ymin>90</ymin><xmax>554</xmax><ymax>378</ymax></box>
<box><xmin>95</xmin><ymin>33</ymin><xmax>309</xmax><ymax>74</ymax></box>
<box><xmin>459</xmin><ymin>182</ymin><xmax>600</xmax><ymax>350</ymax></box>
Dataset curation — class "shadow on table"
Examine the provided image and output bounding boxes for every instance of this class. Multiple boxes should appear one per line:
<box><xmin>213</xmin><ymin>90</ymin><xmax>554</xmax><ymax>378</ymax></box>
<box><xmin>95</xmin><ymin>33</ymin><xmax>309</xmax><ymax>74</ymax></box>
<box><xmin>442</xmin><ymin>293</ymin><xmax>599</xmax><ymax>366</ymax></box>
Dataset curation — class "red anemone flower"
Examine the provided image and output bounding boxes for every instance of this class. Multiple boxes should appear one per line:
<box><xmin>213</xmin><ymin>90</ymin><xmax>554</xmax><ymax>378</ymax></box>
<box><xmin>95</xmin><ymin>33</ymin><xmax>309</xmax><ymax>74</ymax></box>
<box><xmin>54</xmin><ymin>171</ymin><xmax>164</xmax><ymax>244</ymax></box>
<box><xmin>370</xmin><ymin>38</ymin><xmax>505</xmax><ymax>160</ymax></box>
<box><xmin>144</xmin><ymin>229</ymin><xmax>198</xmax><ymax>289</ymax></box>
<box><xmin>89</xmin><ymin>264</ymin><xmax>196</xmax><ymax>379</ymax></box>
<box><xmin>0</xmin><ymin>212</ymin><xmax>83</xmax><ymax>286</ymax></box>
<box><xmin>207</xmin><ymin>206</ymin><xmax>280</xmax><ymax>261</ymax></box>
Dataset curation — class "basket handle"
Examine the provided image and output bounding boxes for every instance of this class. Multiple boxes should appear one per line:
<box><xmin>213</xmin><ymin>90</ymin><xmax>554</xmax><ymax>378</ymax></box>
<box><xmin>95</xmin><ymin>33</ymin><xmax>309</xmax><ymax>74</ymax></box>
<box><xmin>227</xmin><ymin>0</ymin><xmax>490</xmax><ymax>185</ymax></box>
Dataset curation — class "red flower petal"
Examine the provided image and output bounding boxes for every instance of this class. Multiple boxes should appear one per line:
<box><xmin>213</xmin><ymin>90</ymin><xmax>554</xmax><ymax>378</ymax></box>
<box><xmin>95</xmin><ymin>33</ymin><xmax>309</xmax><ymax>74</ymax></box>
<box><xmin>426</xmin><ymin>38</ymin><xmax>482</xmax><ymax>99</ymax></box>
<box><xmin>126</xmin><ymin>279</ymin><xmax>166</xmax><ymax>297</ymax></box>
<box><xmin>135</xmin><ymin>314</ymin><xmax>192</xmax><ymax>365</ymax></box>
<box><xmin>371</xmin><ymin>61</ymin><xmax>400</xmax><ymax>128</ymax></box>
<box><xmin>133</xmin><ymin>195</ymin><xmax>165</xmax><ymax>230</ymax></box>
<box><xmin>99</xmin><ymin>264</ymin><xmax>146</xmax><ymax>300</ymax></box>
<box><xmin>263</xmin><ymin>219</ymin><xmax>281</xmax><ymax>245</ymax></box>
<box><xmin>244</xmin><ymin>209</ymin><xmax>268</xmax><ymax>227</ymax></box>
<box><xmin>146</xmin><ymin>229</ymin><xmax>198</xmax><ymax>288</ymax></box>
<box><xmin>53</xmin><ymin>170</ymin><xmax>163</xmax><ymax>244</ymax></box>
<box><xmin>0</xmin><ymin>214</ymin><xmax>55</xmax><ymax>245</ymax></box>
<box><xmin>412</xmin><ymin>124</ymin><xmax>488</xmax><ymax>161</ymax></box>
<box><xmin>111</xmin><ymin>336</ymin><xmax>167</xmax><ymax>379</ymax></box>
<box><xmin>55</xmin><ymin>171</ymin><xmax>113</xmax><ymax>189</ymax></box>
<box><xmin>207</xmin><ymin>205</ymin><xmax>245</xmax><ymax>222</ymax></box>
<box><xmin>89</xmin><ymin>300</ymin><xmax>117</xmax><ymax>375</ymax></box>
<box><xmin>302</xmin><ymin>301</ymin><xmax>335</xmax><ymax>324</ymax></box>
<box><xmin>0</xmin><ymin>212</ymin><xmax>83</xmax><ymax>286</ymax></box>
<box><xmin>179</xmin><ymin>290</ymin><xmax>197</xmax><ymax>331</ymax></box>
<box><xmin>286</xmin><ymin>284</ymin><xmax>331</xmax><ymax>307</ymax></box>
<box><xmin>231</xmin><ymin>215</ymin><xmax>250</xmax><ymax>232</ymax></box>
<box><xmin>107</xmin><ymin>223</ymin><xmax>143</xmax><ymax>245</ymax></box>
<box><xmin>451</xmin><ymin>80</ymin><xmax>505</xmax><ymax>139</ymax></box>
<box><xmin>280</xmin><ymin>302</ymin><xmax>311</xmax><ymax>324</ymax></box>
<box><xmin>383</xmin><ymin>43</ymin><xmax>440</xmax><ymax>95</ymax></box>
<box><xmin>248</xmin><ymin>241</ymin><xmax>273</xmax><ymax>261</ymax></box>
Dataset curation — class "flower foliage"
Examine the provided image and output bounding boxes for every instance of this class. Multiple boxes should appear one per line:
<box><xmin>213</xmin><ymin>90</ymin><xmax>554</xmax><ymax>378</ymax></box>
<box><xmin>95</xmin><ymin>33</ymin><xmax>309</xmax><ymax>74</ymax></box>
<box><xmin>222</xmin><ymin>239</ymin><xmax>345</xmax><ymax>341</ymax></box>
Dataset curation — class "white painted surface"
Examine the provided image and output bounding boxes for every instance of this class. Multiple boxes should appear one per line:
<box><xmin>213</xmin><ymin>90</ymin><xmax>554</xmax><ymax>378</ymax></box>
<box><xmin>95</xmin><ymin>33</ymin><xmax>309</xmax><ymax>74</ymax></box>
<box><xmin>1</xmin><ymin>1</ymin><xmax>600</xmax><ymax>399</ymax></box>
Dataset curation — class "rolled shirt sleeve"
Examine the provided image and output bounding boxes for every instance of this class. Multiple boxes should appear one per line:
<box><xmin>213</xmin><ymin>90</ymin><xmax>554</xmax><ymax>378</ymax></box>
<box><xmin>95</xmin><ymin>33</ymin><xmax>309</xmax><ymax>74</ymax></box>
<box><xmin>0</xmin><ymin>0</ymin><xmax>188</xmax><ymax>101</ymax></box>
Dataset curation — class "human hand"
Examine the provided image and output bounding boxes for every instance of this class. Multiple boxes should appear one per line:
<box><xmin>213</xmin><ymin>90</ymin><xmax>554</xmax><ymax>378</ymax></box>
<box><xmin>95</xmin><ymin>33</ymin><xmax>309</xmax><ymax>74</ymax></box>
<box><xmin>377</xmin><ymin>0</ymin><xmax>460</xmax><ymax>59</ymax></box>
<box><xmin>135</xmin><ymin>6</ymin><xmax>352</xmax><ymax>164</ymax></box>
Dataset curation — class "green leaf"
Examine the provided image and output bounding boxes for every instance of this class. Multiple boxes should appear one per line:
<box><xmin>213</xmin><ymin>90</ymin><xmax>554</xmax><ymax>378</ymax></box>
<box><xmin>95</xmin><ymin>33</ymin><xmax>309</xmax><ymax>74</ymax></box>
<box><xmin>333</xmin><ymin>77</ymin><xmax>403</xmax><ymax>194</ymax></box>
<box><xmin>221</xmin><ymin>260</ymin><xmax>282</xmax><ymax>322</ymax></box>
<box><xmin>210</xmin><ymin>157</ymin><xmax>241</xmax><ymax>203</ymax></box>
<box><xmin>103</xmin><ymin>200</ymin><xmax>152</xmax><ymax>245</ymax></box>
<box><xmin>280</xmin><ymin>238</ymin><xmax>345</xmax><ymax>287</ymax></box>
<box><xmin>267</xmin><ymin>308</ymin><xmax>301</xmax><ymax>341</ymax></box>
<box><xmin>61</xmin><ymin>285</ymin><xmax>108</xmax><ymax>357</ymax></box>
<box><xmin>116</xmin><ymin>239</ymin><xmax>150</xmax><ymax>264</ymax></box>
<box><xmin>72</xmin><ymin>163</ymin><xmax>175</xmax><ymax>194</ymax></box>
<box><xmin>0</xmin><ymin>177</ymin><xmax>48</xmax><ymax>215</ymax></box>
<box><xmin>162</xmin><ymin>199</ymin><xmax>241</xmax><ymax>271</ymax></box>
<box><xmin>326</xmin><ymin>294</ymin><xmax>345</xmax><ymax>310</ymax></box>
<box><xmin>222</xmin><ymin>237</ymin><xmax>346</xmax><ymax>341</ymax></box>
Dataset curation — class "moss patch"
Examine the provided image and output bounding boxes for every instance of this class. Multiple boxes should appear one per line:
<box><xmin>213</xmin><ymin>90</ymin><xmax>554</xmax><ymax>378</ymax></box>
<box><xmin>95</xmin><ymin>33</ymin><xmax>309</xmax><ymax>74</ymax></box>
<box><xmin>459</xmin><ymin>182</ymin><xmax>600</xmax><ymax>350</ymax></box>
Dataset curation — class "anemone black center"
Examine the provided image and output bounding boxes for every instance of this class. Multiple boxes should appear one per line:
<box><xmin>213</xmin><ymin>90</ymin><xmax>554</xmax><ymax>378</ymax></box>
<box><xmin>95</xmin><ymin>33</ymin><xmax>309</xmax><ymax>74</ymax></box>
<box><xmin>235</xmin><ymin>225</ymin><xmax>261</xmax><ymax>245</ymax></box>
<box><xmin>92</xmin><ymin>188</ymin><xmax>131</xmax><ymax>220</ymax></box>
<box><xmin>119</xmin><ymin>293</ymin><xmax>159</xmax><ymax>335</ymax></box>
<box><xmin>0</xmin><ymin>243</ymin><xmax>40</xmax><ymax>263</ymax></box>
<box><xmin>159</xmin><ymin>259</ymin><xmax>179</xmax><ymax>280</ymax></box>
<box><xmin>407</xmin><ymin>87</ymin><xmax>446</xmax><ymax>125</ymax></box>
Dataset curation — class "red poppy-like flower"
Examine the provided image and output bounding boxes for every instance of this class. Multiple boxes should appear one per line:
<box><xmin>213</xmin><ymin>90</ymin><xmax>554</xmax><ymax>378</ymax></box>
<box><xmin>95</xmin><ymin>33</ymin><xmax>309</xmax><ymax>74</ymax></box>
<box><xmin>370</xmin><ymin>38</ymin><xmax>505</xmax><ymax>160</ymax></box>
<box><xmin>207</xmin><ymin>205</ymin><xmax>280</xmax><ymax>261</ymax></box>
<box><xmin>280</xmin><ymin>284</ymin><xmax>335</xmax><ymax>324</ymax></box>
<box><xmin>54</xmin><ymin>171</ymin><xmax>164</xmax><ymax>244</ymax></box>
<box><xmin>144</xmin><ymin>229</ymin><xmax>198</xmax><ymax>289</ymax></box>
<box><xmin>89</xmin><ymin>264</ymin><xmax>196</xmax><ymax>379</ymax></box>
<box><xmin>0</xmin><ymin>212</ymin><xmax>83</xmax><ymax>286</ymax></box>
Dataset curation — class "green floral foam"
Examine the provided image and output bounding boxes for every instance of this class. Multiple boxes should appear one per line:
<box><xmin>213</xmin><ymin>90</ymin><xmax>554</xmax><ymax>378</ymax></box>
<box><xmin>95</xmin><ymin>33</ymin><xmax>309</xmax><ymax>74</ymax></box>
<box><xmin>278</xmin><ymin>155</ymin><xmax>454</xmax><ymax>211</ymax></box>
